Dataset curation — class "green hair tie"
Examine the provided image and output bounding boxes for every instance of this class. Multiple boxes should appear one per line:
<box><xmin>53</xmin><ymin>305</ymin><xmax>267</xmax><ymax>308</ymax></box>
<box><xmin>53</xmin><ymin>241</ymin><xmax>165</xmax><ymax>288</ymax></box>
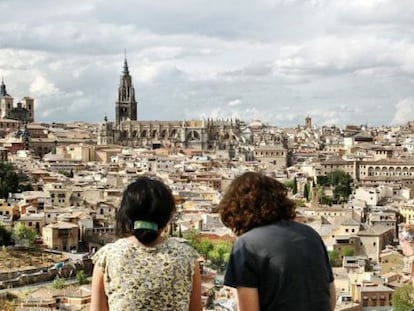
<box><xmin>134</xmin><ymin>220</ymin><xmax>158</xmax><ymax>231</ymax></box>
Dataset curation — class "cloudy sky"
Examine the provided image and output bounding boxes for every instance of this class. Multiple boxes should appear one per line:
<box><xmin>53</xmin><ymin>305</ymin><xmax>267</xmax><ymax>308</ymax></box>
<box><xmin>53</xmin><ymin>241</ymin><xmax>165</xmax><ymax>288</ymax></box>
<box><xmin>0</xmin><ymin>0</ymin><xmax>413</xmax><ymax>127</ymax></box>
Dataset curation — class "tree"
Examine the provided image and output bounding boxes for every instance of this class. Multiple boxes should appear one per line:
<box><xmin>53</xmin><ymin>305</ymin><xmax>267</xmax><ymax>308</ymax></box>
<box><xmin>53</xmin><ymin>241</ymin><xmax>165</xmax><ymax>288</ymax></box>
<box><xmin>18</xmin><ymin>183</ymin><xmax>33</xmax><ymax>192</ymax></box>
<box><xmin>0</xmin><ymin>224</ymin><xmax>12</xmax><ymax>246</ymax></box>
<box><xmin>184</xmin><ymin>229</ymin><xmax>201</xmax><ymax>250</ymax></box>
<box><xmin>185</xmin><ymin>231</ymin><xmax>233</xmax><ymax>270</ymax></box>
<box><xmin>292</xmin><ymin>177</ymin><xmax>298</xmax><ymax>195</ymax></box>
<box><xmin>326</xmin><ymin>170</ymin><xmax>352</xmax><ymax>203</ymax></box>
<box><xmin>0</xmin><ymin>171</ymin><xmax>18</xmax><ymax>199</ymax></box>
<box><xmin>392</xmin><ymin>284</ymin><xmax>414</xmax><ymax>311</ymax></box>
<box><xmin>198</xmin><ymin>239</ymin><xmax>214</xmax><ymax>260</ymax></box>
<box><xmin>13</xmin><ymin>223</ymin><xmax>38</xmax><ymax>247</ymax></box>
<box><xmin>303</xmin><ymin>183</ymin><xmax>309</xmax><ymax>201</ymax></box>
<box><xmin>328</xmin><ymin>250</ymin><xmax>341</xmax><ymax>267</ymax></box>
<box><xmin>284</xmin><ymin>180</ymin><xmax>294</xmax><ymax>191</ymax></box>
<box><xmin>208</xmin><ymin>240</ymin><xmax>232</xmax><ymax>271</ymax></box>
<box><xmin>0</xmin><ymin>162</ymin><xmax>33</xmax><ymax>198</ymax></box>
<box><xmin>317</xmin><ymin>170</ymin><xmax>353</xmax><ymax>204</ymax></box>
<box><xmin>341</xmin><ymin>246</ymin><xmax>355</xmax><ymax>257</ymax></box>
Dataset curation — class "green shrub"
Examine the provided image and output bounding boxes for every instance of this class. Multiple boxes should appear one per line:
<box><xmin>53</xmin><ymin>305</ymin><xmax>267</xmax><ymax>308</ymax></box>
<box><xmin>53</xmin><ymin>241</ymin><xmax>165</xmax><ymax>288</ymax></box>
<box><xmin>392</xmin><ymin>284</ymin><xmax>414</xmax><ymax>311</ymax></box>
<box><xmin>52</xmin><ymin>276</ymin><xmax>65</xmax><ymax>289</ymax></box>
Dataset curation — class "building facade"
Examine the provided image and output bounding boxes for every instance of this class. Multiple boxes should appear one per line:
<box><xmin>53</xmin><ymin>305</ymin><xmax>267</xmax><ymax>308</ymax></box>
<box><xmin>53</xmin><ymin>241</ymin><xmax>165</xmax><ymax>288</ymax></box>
<box><xmin>0</xmin><ymin>79</ymin><xmax>34</xmax><ymax>123</ymax></box>
<box><xmin>98</xmin><ymin>58</ymin><xmax>242</xmax><ymax>151</ymax></box>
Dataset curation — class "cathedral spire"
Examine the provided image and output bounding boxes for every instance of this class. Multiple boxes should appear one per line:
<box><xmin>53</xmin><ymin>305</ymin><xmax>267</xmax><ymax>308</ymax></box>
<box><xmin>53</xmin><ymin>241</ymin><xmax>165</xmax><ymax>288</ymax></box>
<box><xmin>116</xmin><ymin>55</ymin><xmax>137</xmax><ymax>125</ymax></box>
<box><xmin>0</xmin><ymin>77</ymin><xmax>8</xmax><ymax>97</ymax></box>
<box><xmin>123</xmin><ymin>49</ymin><xmax>129</xmax><ymax>76</ymax></box>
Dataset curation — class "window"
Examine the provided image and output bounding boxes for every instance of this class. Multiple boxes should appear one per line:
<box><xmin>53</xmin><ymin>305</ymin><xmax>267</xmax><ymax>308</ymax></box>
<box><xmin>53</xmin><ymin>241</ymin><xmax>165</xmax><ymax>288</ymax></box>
<box><xmin>362</xmin><ymin>296</ymin><xmax>368</xmax><ymax>307</ymax></box>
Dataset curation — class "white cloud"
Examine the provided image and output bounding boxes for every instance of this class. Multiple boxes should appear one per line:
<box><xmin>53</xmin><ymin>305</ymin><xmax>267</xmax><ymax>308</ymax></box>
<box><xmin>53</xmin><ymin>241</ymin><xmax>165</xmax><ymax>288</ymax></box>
<box><xmin>29</xmin><ymin>76</ymin><xmax>59</xmax><ymax>96</ymax></box>
<box><xmin>0</xmin><ymin>0</ymin><xmax>413</xmax><ymax>126</ymax></box>
<box><xmin>228</xmin><ymin>99</ymin><xmax>242</xmax><ymax>107</ymax></box>
<box><xmin>392</xmin><ymin>98</ymin><xmax>414</xmax><ymax>125</ymax></box>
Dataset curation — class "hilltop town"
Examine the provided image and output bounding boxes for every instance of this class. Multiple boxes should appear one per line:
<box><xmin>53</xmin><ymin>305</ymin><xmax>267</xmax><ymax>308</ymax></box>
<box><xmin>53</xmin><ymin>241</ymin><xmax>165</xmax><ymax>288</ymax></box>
<box><xmin>1</xmin><ymin>64</ymin><xmax>414</xmax><ymax>310</ymax></box>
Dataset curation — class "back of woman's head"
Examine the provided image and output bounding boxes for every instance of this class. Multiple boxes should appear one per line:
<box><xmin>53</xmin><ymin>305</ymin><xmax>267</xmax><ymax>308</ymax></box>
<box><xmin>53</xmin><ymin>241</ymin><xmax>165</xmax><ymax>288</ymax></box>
<box><xmin>219</xmin><ymin>171</ymin><xmax>296</xmax><ymax>235</ymax></box>
<box><xmin>116</xmin><ymin>177</ymin><xmax>176</xmax><ymax>245</ymax></box>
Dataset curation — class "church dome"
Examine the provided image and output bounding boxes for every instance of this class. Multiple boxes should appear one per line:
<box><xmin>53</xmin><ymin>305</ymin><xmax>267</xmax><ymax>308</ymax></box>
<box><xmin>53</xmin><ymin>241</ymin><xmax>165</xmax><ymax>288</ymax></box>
<box><xmin>249</xmin><ymin>120</ymin><xmax>263</xmax><ymax>128</ymax></box>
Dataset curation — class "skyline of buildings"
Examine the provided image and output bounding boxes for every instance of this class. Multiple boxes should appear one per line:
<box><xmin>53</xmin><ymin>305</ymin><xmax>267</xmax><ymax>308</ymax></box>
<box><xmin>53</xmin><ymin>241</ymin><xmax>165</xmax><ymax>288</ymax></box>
<box><xmin>0</xmin><ymin>38</ymin><xmax>413</xmax><ymax>311</ymax></box>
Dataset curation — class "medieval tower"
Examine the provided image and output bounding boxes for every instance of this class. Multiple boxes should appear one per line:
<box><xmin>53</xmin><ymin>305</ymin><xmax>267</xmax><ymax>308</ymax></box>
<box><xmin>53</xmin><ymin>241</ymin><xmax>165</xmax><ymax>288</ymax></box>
<box><xmin>115</xmin><ymin>58</ymin><xmax>137</xmax><ymax>126</ymax></box>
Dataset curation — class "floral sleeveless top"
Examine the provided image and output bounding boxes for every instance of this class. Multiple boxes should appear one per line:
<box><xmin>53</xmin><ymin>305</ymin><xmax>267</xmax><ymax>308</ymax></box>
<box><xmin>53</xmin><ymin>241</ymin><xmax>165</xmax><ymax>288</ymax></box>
<box><xmin>92</xmin><ymin>237</ymin><xmax>199</xmax><ymax>311</ymax></box>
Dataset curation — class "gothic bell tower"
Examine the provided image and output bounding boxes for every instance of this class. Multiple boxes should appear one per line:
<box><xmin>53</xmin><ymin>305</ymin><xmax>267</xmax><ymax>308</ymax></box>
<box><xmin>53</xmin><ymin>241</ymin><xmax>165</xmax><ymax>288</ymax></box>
<box><xmin>115</xmin><ymin>57</ymin><xmax>137</xmax><ymax>126</ymax></box>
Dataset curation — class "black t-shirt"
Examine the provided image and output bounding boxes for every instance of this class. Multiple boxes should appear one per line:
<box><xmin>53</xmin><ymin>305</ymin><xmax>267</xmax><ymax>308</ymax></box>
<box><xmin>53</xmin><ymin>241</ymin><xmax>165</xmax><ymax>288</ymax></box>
<box><xmin>224</xmin><ymin>221</ymin><xmax>334</xmax><ymax>311</ymax></box>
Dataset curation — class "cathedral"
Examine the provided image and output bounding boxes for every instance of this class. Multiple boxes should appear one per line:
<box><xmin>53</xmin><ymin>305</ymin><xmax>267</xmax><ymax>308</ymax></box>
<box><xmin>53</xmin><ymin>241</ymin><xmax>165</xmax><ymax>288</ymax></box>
<box><xmin>98</xmin><ymin>58</ymin><xmax>242</xmax><ymax>150</ymax></box>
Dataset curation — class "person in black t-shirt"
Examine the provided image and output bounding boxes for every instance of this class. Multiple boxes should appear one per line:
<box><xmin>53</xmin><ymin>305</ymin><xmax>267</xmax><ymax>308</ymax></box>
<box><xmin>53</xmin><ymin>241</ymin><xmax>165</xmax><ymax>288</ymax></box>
<box><xmin>218</xmin><ymin>172</ymin><xmax>336</xmax><ymax>311</ymax></box>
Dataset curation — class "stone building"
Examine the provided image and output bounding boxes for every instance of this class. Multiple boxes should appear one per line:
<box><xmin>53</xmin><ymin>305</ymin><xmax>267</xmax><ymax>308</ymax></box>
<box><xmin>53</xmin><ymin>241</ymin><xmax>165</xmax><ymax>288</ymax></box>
<box><xmin>97</xmin><ymin>58</ymin><xmax>242</xmax><ymax>151</ymax></box>
<box><xmin>319</xmin><ymin>158</ymin><xmax>414</xmax><ymax>187</ymax></box>
<box><xmin>0</xmin><ymin>78</ymin><xmax>34</xmax><ymax>123</ymax></box>
<box><xmin>44</xmin><ymin>182</ymin><xmax>72</xmax><ymax>208</ymax></box>
<box><xmin>253</xmin><ymin>144</ymin><xmax>288</xmax><ymax>172</ymax></box>
<box><xmin>42</xmin><ymin>221</ymin><xmax>79</xmax><ymax>251</ymax></box>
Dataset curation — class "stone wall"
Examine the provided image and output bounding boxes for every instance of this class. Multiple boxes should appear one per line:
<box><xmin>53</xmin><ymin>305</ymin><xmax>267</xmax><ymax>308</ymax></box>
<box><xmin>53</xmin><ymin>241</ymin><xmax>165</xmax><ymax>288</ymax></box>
<box><xmin>0</xmin><ymin>258</ymin><xmax>93</xmax><ymax>289</ymax></box>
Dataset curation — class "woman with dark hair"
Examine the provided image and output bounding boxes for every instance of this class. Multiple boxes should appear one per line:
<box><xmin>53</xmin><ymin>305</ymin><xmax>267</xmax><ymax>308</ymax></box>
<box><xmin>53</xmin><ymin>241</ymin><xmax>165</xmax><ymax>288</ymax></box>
<box><xmin>91</xmin><ymin>177</ymin><xmax>202</xmax><ymax>311</ymax></box>
<box><xmin>219</xmin><ymin>172</ymin><xmax>335</xmax><ymax>311</ymax></box>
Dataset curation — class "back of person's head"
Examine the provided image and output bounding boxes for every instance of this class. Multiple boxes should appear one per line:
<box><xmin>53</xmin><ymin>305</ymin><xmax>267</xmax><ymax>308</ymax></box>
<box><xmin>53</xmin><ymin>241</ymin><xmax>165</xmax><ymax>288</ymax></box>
<box><xmin>219</xmin><ymin>171</ymin><xmax>296</xmax><ymax>235</ymax></box>
<box><xmin>116</xmin><ymin>176</ymin><xmax>176</xmax><ymax>245</ymax></box>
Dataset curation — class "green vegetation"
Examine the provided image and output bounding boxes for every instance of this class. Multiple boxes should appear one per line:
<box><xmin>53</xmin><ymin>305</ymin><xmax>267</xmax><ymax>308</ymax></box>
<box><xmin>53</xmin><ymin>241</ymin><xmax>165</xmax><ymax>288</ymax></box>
<box><xmin>284</xmin><ymin>179</ymin><xmax>294</xmax><ymax>191</ymax></box>
<box><xmin>392</xmin><ymin>284</ymin><xmax>414</xmax><ymax>311</ymax></box>
<box><xmin>328</xmin><ymin>250</ymin><xmax>340</xmax><ymax>267</ymax></box>
<box><xmin>0</xmin><ymin>223</ymin><xmax>12</xmax><ymax>246</ymax></box>
<box><xmin>76</xmin><ymin>270</ymin><xmax>89</xmax><ymax>285</ymax></box>
<box><xmin>294</xmin><ymin>199</ymin><xmax>306</xmax><ymax>207</ymax></box>
<box><xmin>303</xmin><ymin>182</ymin><xmax>310</xmax><ymax>201</ymax></box>
<box><xmin>0</xmin><ymin>162</ymin><xmax>33</xmax><ymax>199</ymax></box>
<box><xmin>342</xmin><ymin>246</ymin><xmax>355</xmax><ymax>257</ymax></box>
<box><xmin>292</xmin><ymin>177</ymin><xmax>298</xmax><ymax>194</ymax></box>
<box><xmin>13</xmin><ymin>223</ymin><xmax>38</xmax><ymax>247</ymax></box>
<box><xmin>0</xmin><ymin>162</ymin><xmax>19</xmax><ymax>199</ymax></box>
<box><xmin>52</xmin><ymin>276</ymin><xmax>66</xmax><ymax>289</ymax></box>
<box><xmin>317</xmin><ymin>170</ymin><xmax>352</xmax><ymax>204</ymax></box>
<box><xmin>185</xmin><ymin>230</ymin><xmax>232</xmax><ymax>271</ymax></box>
<box><xmin>59</xmin><ymin>170</ymin><xmax>74</xmax><ymax>178</ymax></box>
<box><xmin>328</xmin><ymin>246</ymin><xmax>355</xmax><ymax>267</ymax></box>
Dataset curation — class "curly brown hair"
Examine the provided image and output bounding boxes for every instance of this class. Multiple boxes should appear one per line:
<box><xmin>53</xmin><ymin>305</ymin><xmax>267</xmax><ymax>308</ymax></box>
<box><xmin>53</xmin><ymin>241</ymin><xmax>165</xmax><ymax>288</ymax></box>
<box><xmin>219</xmin><ymin>172</ymin><xmax>296</xmax><ymax>235</ymax></box>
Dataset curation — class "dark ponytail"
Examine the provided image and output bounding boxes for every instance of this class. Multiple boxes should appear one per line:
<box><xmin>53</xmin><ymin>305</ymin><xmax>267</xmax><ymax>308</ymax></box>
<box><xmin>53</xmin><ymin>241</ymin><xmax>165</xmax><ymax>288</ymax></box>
<box><xmin>134</xmin><ymin>229</ymin><xmax>159</xmax><ymax>244</ymax></box>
